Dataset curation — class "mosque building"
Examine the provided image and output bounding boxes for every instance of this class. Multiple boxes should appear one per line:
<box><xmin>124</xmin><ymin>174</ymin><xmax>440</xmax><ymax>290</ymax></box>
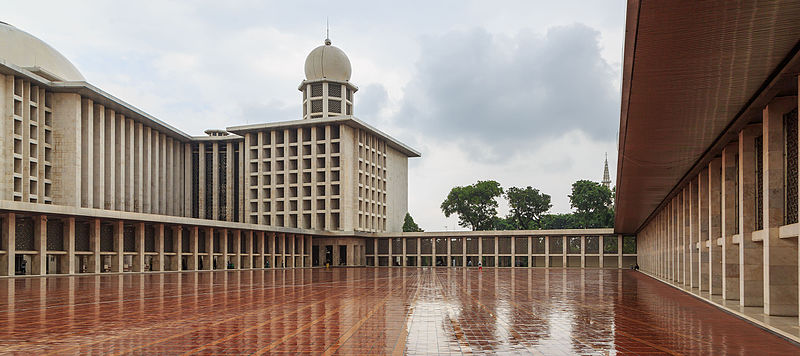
<box><xmin>0</xmin><ymin>21</ymin><xmax>626</xmax><ymax>277</ymax></box>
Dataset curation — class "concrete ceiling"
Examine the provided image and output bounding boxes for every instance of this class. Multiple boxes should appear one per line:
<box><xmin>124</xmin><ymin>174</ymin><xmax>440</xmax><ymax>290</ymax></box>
<box><xmin>615</xmin><ymin>0</ymin><xmax>800</xmax><ymax>234</ymax></box>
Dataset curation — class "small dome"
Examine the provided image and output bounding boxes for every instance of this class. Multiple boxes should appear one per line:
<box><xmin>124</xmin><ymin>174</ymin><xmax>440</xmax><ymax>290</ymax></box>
<box><xmin>304</xmin><ymin>39</ymin><xmax>351</xmax><ymax>81</ymax></box>
<box><xmin>0</xmin><ymin>22</ymin><xmax>85</xmax><ymax>81</ymax></box>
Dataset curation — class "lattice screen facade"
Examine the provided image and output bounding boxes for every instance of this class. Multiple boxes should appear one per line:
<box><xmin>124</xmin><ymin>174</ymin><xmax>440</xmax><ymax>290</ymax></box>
<box><xmin>357</xmin><ymin>129</ymin><xmax>387</xmax><ymax>232</ymax></box>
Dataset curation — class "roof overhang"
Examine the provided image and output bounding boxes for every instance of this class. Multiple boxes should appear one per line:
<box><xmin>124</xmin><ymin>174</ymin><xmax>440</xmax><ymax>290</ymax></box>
<box><xmin>615</xmin><ymin>0</ymin><xmax>800</xmax><ymax>234</ymax></box>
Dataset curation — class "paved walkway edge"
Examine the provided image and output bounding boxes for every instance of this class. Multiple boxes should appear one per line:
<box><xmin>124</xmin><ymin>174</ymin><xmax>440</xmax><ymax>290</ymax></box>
<box><xmin>639</xmin><ymin>270</ymin><xmax>800</xmax><ymax>345</ymax></box>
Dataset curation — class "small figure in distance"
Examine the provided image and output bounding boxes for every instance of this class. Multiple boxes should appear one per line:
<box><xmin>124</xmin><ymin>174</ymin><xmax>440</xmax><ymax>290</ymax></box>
<box><xmin>478</xmin><ymin>260</ymin><xmax>482</xmax><ymax>271</ymax></box>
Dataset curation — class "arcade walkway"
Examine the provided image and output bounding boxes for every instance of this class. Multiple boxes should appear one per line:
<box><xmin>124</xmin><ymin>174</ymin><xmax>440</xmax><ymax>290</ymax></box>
<box><xmin>0</xmin><ymin>268</ymin><xmax>797</xmax><ymax>354</ymax></box>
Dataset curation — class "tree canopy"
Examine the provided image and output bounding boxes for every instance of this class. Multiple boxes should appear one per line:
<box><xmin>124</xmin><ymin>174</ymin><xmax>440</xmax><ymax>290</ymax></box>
<box><xmin>505</xmin><ymin>186</ymin><xmax>552</xmax><ymax>229</ymax></box>
<box><xmin>440</xmin><ymin>180</ymin><xmax>503</xmax><ymax>231</ymax></box>
<box><xmin>402</xmin><ymin>213</ymin><xmax>424</xmax><ymax>232</ymax></box>
<box><xmin>568</xmin><ymin>180</ymin><xmax>614</xmax><ymax>228</ymax></box>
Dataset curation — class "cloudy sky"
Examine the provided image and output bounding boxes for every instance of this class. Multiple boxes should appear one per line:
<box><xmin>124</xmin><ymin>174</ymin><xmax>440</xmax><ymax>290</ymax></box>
<box><xmin>5</xmin><ymin>0</ymin><xmax>625</xmax><ymax>231</ymax></box>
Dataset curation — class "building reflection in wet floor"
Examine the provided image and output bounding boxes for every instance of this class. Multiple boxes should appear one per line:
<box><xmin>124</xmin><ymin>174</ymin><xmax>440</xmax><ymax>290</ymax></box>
<box><xmin>0</xmin><ymin>268</ymin><xmax>797</xmax><ymax>354</ymax></box>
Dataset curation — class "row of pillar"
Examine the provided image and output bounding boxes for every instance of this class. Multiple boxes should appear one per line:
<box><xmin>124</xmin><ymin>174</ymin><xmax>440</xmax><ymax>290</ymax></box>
<box><xmin>0</xmin><ymin>212</ymin><xmax>312</xmax><ymax>277</ymax></box>
<box><xmin>638</xmin><ymin>95</ymin><xmax>799</xmax><ymax>318</ymax></box>
<box><xmin>368</xmin><ymin>235</ymin><xmax>630</xmax><ymax>268</ymax></box>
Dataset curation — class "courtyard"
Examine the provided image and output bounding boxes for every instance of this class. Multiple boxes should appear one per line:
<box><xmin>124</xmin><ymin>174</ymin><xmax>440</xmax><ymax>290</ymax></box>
<box><xmin>0</xmin><ymin>268</ymin><xmax>797</xmax><ymax>354</ymax></box>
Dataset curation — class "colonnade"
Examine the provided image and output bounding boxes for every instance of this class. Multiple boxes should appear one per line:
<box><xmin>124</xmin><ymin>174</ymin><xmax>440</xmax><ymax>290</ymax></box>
<box><xmin>0</xmin><ymin>212</ymin><xmax>312</xmax><ymax>277</ymax></box>
<box><xmin>365</xmin><ymin>233</ymin><xmax>636</xmax><ymax>268</ymax></box>
<box><xmin>638</xmin><ymin>96</ymin><xmax>800</xmax><ymax>318</ymax></box>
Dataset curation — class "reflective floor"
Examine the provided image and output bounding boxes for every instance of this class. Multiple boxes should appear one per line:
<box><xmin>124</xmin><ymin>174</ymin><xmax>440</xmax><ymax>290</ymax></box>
<box><xmin>0</xmin><ymin>268</ymin><xmax>798</xmax><ymax>355</ymax></box>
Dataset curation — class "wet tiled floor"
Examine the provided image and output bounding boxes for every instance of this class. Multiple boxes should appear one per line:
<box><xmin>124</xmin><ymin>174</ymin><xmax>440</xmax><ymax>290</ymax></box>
<box><xmin>0</xmin><ymin>268</ymin><xmax>798</xmax><ymax>355</ymax></box>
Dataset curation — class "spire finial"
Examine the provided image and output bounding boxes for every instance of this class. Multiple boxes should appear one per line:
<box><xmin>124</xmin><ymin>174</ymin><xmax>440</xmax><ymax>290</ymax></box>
<box><xmin>325</xmin><ymin>18</ymin><xmax>331</xmax><ymax>45</ymax></box>
<box><xmin>602</xmin><ymin>152</ymin><xmax>611</xmax><ymax>189</ymax></box>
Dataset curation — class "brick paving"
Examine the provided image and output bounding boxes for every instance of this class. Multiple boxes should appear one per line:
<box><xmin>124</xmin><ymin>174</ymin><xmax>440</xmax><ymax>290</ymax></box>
<box><xmin>0</xmin><ymin>268</ymin><xmax>797</xmax><ymax>354</ymax></box>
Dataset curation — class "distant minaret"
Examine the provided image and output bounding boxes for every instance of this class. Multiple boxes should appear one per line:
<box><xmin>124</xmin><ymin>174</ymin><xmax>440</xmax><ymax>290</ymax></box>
<box><xmin>602</xmin><ymin>153</ymin><xmax>611</xmax><ymax>189</ymax></box>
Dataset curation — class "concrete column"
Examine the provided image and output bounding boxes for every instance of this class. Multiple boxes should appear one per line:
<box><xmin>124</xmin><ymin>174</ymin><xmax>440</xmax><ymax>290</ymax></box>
<box><xmin>617</xmin><ymin>234</ymin><xmax>623</xmax><ymax>268</ymax></box>
<box><xmin>580</xmin><ymin>235</ymin><xmax>586</xmax><ymax>268</ymax></box>
<box><xmin>116</xmin><ymin>114</ymin><xmax>126</xmax><ymax>211</ymax></box>
<box><xmin>739</xmin><ymin>124</ymin><xmax>764</xmax><ymax>307</ymax></box>
<box><xmin>562</xmin><ymin>235</ymin><xmax>567</xmax><ymax>267</ymax></box>
<box><xmin>189</xmin><ymin>226</ymin><xmax>198</xmax><ymax>271</ymax></box>
<box><xmin>61</xmin><ymin>217</ymin><xmax>75</xmax><ymax>274</ymax></box>
<box><xmin>134</xmin><ymin>123</ymin><xmax>143</xmax><ymax>212</ymax></box>
<box><xmin>165</xmin><ymin>138</ymin><xmax>173</xmax><ymax>215</ymax></box>
<box><xmin>104</xmin><ymin>109</ymin><xmax>115</xmax><ymax>210</ymax></box>
<box><xmin>256</xmin><ymin>231</ymin><xmax>265</xmax><ymax>268</ymax></box>
<box><xmin>722</xmin><ymin>142</ymin><xmax>740</xmax><ymax>300</ymax></box>
<box><xmin>763</xmin><ymin>98</ymin><xmax>798</xmax><ymax>316</ymax></box>
<box><xmin>698</xmin><ymin>169</ymin><xmax>710</xmax><ymax>291</ymax></box>
<box><xmin>172</xmin><ymin>227</ymin><xmax>181</xmax><ymax>271</ymax></box>
<box><xmin>143</xmin><ymin>127</ymin><xmax>152</xmax><ymax>213</ymax></box>
<box><xmin>134</xmin><ymin>223</ymin><xmax>145</xmax><ymax>272</ymax></box>
<box><xmin>599</xmin><ymin>235</ymin><xmax>604</xmax><ymax>268</ymax></box>
<box><xmin>708</xmin><ymin>158</ymin><xmax>723</xmax><ymax>295</ymax></box>
<box><xmin>226</xmin><ymin>142</ymin><xmax>234</xmax><ymax>222</ymax></box>
<box><xmin>155</xmin><ymin>224</ymin><xmax>164</xmax><ymax>272</ymax></box>
<box><xmin>198</xmin><ymin>143</ymin><xmax>205</xmax><ymax>219</ymax></box>
<box><xmin>221</xmin><ymin>229</ymin><xmax>228</xmax><ymax>269</ymax></box>
<box><xmin>81</xmin><ymin>99</ymin><xmax>93</xmax><ymax>208</ymax></box>
<box><xmin>246</xmin><ymin>231</ymin><xmax>254</xmax><ymax>268</ymax></box>
<box><xmin>89</xmin><ymin>219</ymin><xmax>101</xmax><ymax>274</ymax></box>
<box><xmin>0</xmin><ymin>213</ymin><xmax>14</xmax><ymax>276</ymax></box>
<box><xmin>92</xmin><ymin>104</ymin><xmax>104</xmax><ymax>209</ymax></box>
<box><xmin>205</xmin><ymin>228</ymin><xmax>214</xmax><ymax>270</ymax></box>
<box><xmin>33</xmin><ymin>215</ymin><xmax>46</xmax><ymax>275</ymax></box>
<box><xmin>545</xmin><ymin>236</ymin><xmax>550</xmax><ymax>267</ymax></box>
<box><xmin>212</xmin><ymin>142</ymin><xmax>219</xmax><ymax>220</ymax></box>
<box><xmin>184</xmin><ymin>143</ymin><xmax>192</xmax><ymax>218</ymax></box>
<box><xmin>112</xmin><ymin>221</ymin><xmax>123</xmax><ymax>273</ymax></box>
<box><xmin>689</xmin><ymin>179</ymin><xmax>698</xmax><ymax>288</ymax></box>
<box><xmin>233</xmin><ymin>230</ymin><xmax>241</xmax><ymax>269</ymax></box>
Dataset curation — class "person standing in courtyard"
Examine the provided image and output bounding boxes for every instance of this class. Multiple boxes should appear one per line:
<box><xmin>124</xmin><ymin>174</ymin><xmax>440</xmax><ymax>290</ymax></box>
<box><xmin>478</xmin><ymin>260</ymin><xmax>482</xmax><ymax>271</ymax></box>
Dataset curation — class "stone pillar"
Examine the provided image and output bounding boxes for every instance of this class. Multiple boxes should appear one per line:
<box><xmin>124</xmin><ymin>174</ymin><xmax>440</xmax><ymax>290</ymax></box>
<box><xmin>61</xmin><ymin>217</ymin><xmax>75</xmax><ymax>274</ymax></box>
<box><xmin>721</xmin><ymin>142</ymin><xmax>740</xmax><ymax>300</ymax></box>
<box><xmin>221</xmin><ymin>229</ymin><xmax>228</xmax><ymax>269</ymax></box>
<box><xmin>562</xmin><ymin>235</ymin><xmax>568</xmax><ymax>267</ymax></box>
<box><xmin>698</xmin><ymin>169</ymin><xmax>710</xmax><ymax>291</ymax></box>
<box><xmin>257</xmin><ymin>231</ymin><xmax>265</xmax><ymax>268</ymax></box>
<box><xmin>33</xmin><ymin>215</ymin><xmax>46</xmax><ymax>275</ymax></box>
<box><xmin>233</xmin><ymin>230</ymin><xmax>241</xmax><ymax>269</ymax></box>
<box><xmin>545</xmin><ymin>236</ymin><xmax>550</xmax><ymax>268</ymax></box>
<box><xmin>172</xmin><ymin>226</ymin><xmax>182</xmax><ymax>271</ymax></box>
<box><xmin>580</xmin><ymin>235</ymin><xmax>586</xmax><ymax>268</ymax></box>
<box><xmin>189</xmin><ymin>226</ymin><xmax>199</xmax><ymax>271</ymax></box>
<box><xmin>599</xmin><ymin>235</ymin><xmax>604</xmax><ymax>268</ymax></box>
<box><xmin>763</xmin><ymin>98</ymin><xmax>798</xmax><ymax>316</ymax></box>
<box><xmin>134</xmin><ymin>222</ymin><xmax>145</xmax><ymax>272</ymax></box>
<box><xmin>246</xmin><ymin>231</ymin><xmax>254</xmax><ymax>269</ymax></box>
<box><xmin>154</xmin><ymin>224</ymin><xmax>164</xmax><ymax>272</ymax></box>
<box><xmin>206</xmin><ymin>228</ymin><xmax>214</xmax><ymax>270</ymax></box>
<box><xmin>739</xmin><ymin>124</ymin><xmax>764</xmax><ymax>307</ymax></box>
<box><xmin>617</xmin><ymin>234</ymin><xmax>623</xmax><ymax>268</ymax></box>
<box><xmin>689</xmin><ymin>180</ymin><xmax>697</xmax><ymax>288</ymax></box>
<box><xmin>708</xmin><ymin>158</ymin><xmax>723</xmax><ymax>295</ymax></box>
<box><xmin>89</xmin><ymin>219</ymin><xmax>101</xmax><ymax>274</ymax></box>
<box><xmin>112</xmin><ymin>221</ymin><xmax>123</xmax><ymax>273</ymax></box>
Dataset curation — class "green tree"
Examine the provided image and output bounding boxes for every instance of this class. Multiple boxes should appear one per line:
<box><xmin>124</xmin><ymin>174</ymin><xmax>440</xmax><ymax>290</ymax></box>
<box><xmin>441</xmin><ymin>180</ymin><xmax>503</xmax><ymax>231</ymax></box>
<box><xmin>402</xmin><ymin>213</ymin><xmax>424</xmax><ymax>232</ymax></box>
<box><xmin>539</xmin><ymin>213</ymin><xmax>576</xmax><ymax>229</ymax></box>
<box><xmin>568</xmin><ymin>180</ymin><xmax>614</xmax><ymax>228</ymax></box>
<box><xmin>505</xmin><ymin>186</ymin><xmax>552</xmax><ymax>229</ymax></box>
<box><xmin>492</xmin><ymin>216</ymin><xmax>519</xmax><ymax>230</ymax></box>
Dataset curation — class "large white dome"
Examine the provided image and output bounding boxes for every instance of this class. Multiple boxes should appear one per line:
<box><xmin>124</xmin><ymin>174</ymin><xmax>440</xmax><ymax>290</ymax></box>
<box><xmin>0</xmin><ymin>22</ymin><xmax>85</xmax><ymax>81</ymax></box>
<box><xmin>304</xmin><ymin>39</ymin><xmax>351</xmax><ymax>82</ymax></box>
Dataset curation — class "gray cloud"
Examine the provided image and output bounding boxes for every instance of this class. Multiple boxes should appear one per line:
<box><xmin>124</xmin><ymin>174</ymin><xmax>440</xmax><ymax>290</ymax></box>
<box><xmin>397</xmin><ymin>24</ymin><xmax>619</xmax><ymax>162</ymax></box>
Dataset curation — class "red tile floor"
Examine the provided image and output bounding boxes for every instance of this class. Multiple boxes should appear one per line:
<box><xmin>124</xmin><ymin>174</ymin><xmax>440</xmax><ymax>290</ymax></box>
<box><xmin>0</xmin><ymin>268</ymin><xmax>798</xmax><ymax>355</ymax></box>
